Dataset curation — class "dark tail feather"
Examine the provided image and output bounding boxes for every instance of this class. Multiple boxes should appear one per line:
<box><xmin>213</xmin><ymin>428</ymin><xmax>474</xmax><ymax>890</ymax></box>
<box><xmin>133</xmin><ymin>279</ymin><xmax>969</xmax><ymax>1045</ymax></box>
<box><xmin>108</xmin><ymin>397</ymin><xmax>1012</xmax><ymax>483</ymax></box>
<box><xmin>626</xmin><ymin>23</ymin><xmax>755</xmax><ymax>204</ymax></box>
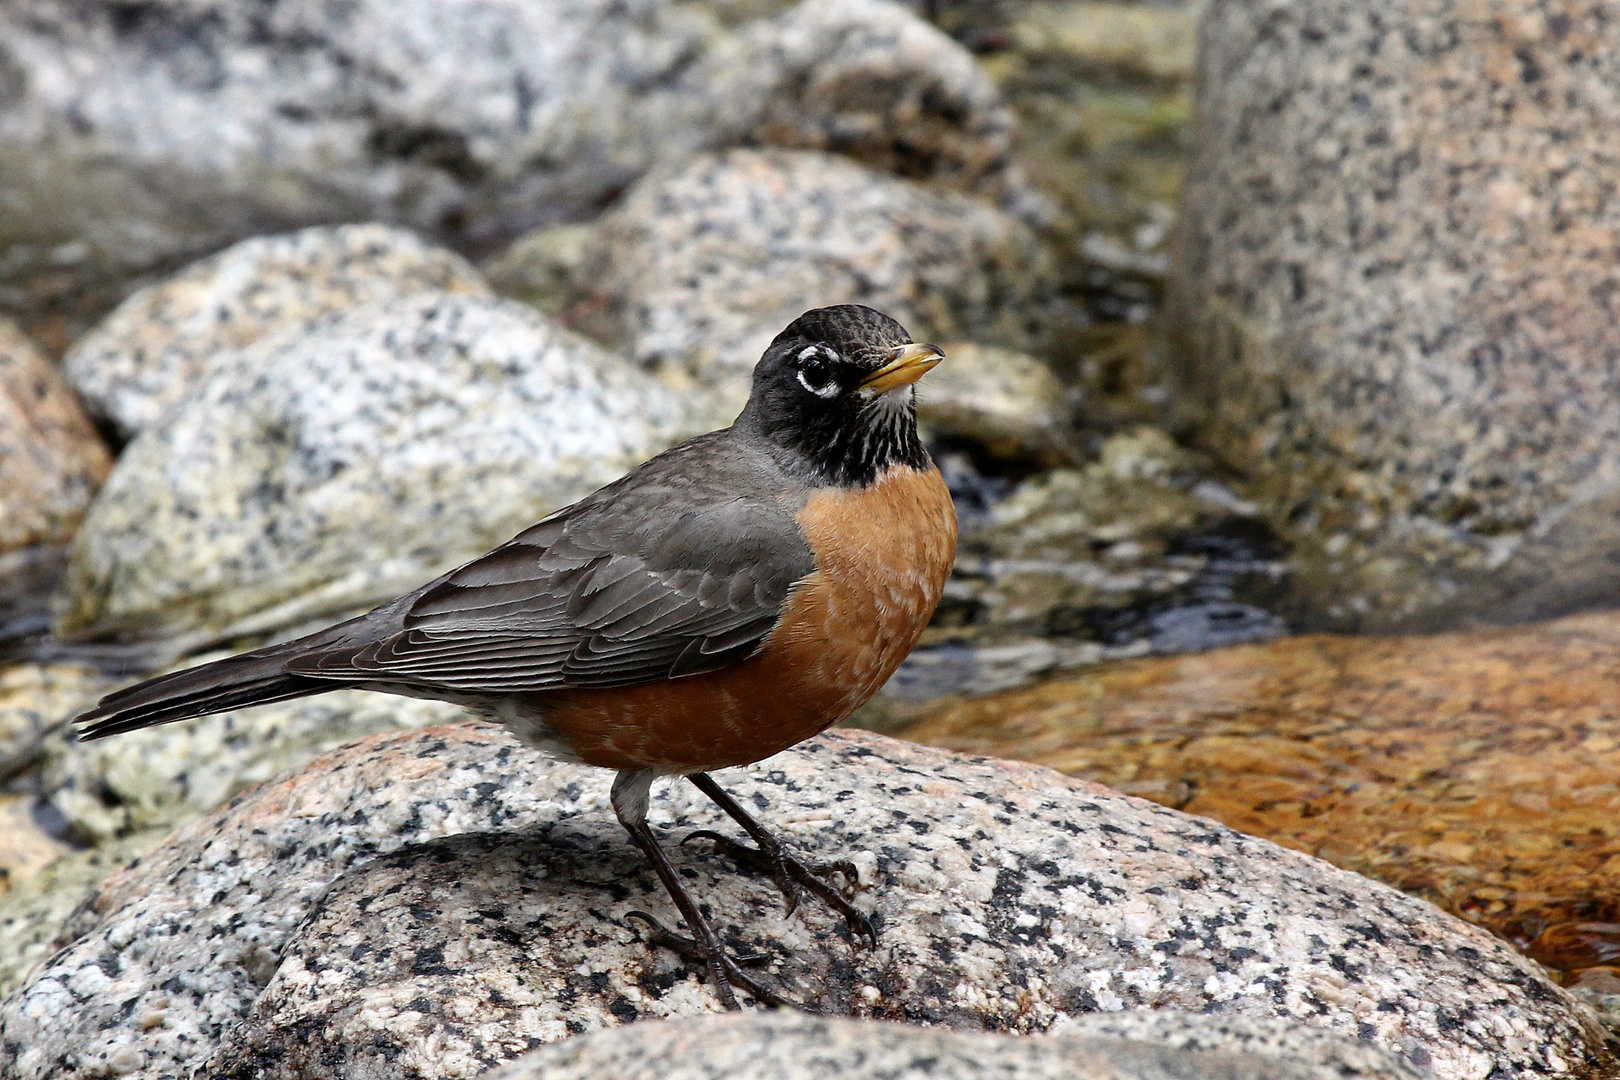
<box><xmin>75</xmin><ymin>648</ymin><xmax>349</xmax><ymax>740</ymax></box>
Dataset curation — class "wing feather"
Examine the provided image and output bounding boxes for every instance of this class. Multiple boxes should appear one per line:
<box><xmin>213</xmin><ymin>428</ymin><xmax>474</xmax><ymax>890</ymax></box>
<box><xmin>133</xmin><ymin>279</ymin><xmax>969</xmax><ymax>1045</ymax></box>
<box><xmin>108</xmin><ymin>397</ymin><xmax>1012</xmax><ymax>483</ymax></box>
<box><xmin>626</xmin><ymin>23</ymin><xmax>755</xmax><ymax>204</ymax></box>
<box><xmin>284</xmin><ymin>434</ymin><xmax>815</xmax><ymax>693</ymax></box>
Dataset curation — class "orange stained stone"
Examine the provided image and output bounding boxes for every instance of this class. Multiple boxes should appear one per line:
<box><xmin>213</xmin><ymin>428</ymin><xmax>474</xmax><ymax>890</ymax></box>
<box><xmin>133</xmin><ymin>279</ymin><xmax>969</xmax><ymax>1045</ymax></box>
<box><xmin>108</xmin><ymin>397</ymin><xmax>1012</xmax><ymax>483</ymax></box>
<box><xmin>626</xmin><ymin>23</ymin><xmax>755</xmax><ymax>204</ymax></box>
<box><xmin>899</xmin><ymin>609</ymin><xmax>1620</xmax><ymax>978</ymax></box>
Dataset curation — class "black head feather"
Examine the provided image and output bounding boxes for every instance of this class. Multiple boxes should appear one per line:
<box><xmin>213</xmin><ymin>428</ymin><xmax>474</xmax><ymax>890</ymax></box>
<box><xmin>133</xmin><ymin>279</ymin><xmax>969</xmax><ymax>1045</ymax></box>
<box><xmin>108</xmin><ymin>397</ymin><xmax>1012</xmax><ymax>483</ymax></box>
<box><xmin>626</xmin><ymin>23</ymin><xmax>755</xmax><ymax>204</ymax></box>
<box><xmin>737</xmin><ymin>304</ymin><xmax>937</xmax><ymax>486</ymax></box>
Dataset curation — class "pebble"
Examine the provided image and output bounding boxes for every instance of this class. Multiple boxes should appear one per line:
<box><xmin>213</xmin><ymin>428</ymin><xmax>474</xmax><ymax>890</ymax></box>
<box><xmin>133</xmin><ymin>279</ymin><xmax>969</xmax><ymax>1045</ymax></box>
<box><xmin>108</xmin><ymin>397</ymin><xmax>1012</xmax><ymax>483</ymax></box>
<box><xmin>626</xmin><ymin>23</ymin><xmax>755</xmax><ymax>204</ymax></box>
<box><xmin>916</xmin><ymin>342</ymin><xmax>1076</xmax><ymax>465</ymax></box>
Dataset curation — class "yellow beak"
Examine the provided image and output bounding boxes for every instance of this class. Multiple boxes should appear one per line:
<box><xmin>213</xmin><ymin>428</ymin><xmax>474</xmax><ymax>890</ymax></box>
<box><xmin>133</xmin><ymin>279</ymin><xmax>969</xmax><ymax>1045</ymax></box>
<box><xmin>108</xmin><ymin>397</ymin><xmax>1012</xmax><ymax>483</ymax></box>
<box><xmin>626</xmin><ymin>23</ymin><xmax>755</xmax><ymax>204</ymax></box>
<box><xmin>860</xmin><ymin>342</ymin><xmax>945</xmax><ymax>394</ymax></box>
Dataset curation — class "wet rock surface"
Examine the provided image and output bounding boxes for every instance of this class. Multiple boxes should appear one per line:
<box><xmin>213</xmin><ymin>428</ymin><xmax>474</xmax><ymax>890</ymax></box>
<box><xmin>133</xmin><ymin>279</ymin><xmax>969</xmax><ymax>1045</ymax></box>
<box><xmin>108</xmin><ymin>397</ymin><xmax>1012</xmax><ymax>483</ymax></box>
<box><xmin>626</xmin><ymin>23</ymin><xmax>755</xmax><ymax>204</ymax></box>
<box><xmin>0</xmin><ymin>0</ymin><xmax>1013</xmax><ymax>347</ymax></box>
<box><xmin>902</xmin><ymin>609</ymin><xmax>1620</xmax><ymax>1001</ymax></box>
<box><xmin>869</xmin><ymin>427</ymin><xmax>1285</xmax><ymax>715</ymax></box>
<box><xmin>63</xmin><ymin>225</ymin><xmax>489</xmax><ymax>440</ymax></box>
<box><xmin>58</xmin><ymin>291</ymin><xmax>689</xmax><ymax>652</ymax></box>
<box><xmin>1</xmin><ymin>726</ymin><xmax>1608</xmax><ymax>1080</ymax></box>
<box><xmin>0</xmin><ymin>319</ymin><xmax>111</xmax><ymax>554</ymax></box>
<box><xmin>483</xmin><ymin>1011</ymin><xmax>1423</xmax><ymax>1080</ymax></box>
<box><xmin>572</xmin><ymin>148</ymin><xmax>1055</xmax><ymax>420</ymax></box>
<box><xmin>1172</xmin><ymin>0</ymin><xmax>1620</xmax><ymax>632</ymax></box>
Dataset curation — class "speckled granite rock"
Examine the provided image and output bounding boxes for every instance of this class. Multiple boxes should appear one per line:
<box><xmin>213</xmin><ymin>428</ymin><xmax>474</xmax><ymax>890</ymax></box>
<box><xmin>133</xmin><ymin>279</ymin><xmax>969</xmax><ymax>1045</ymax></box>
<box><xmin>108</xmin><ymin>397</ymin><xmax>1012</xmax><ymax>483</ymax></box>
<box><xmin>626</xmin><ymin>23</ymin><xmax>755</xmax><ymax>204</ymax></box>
<box><xmin>0</xmin><ymin>726</ymin><xmax>1608</xmax><ymax>1080</ymax></box>
<box><xmin>0</xmin><ymin>831</ymin><xmax>168</xmax><ymax>1002</ymax></box>
<box><xmin>41</xmin><ymin>684</ymin><xmax>464</xmax><ymax>845</ymax></box>
<box><xmin>1171</xmin><ymin>0</ymin><xmax>1620</xmax><ymax>632</ymax></box>
<box><xmin>0</xmin><ymin>662</ymin><xmax>107</xmax><ymax>771</ymax></box>
<box><xmin>0</xmin><ymin>0</ymin><xmax>1015</xmax><ymax>345</ymax></box>
<box><xmin>57</xmin><ymin>292</ymin><xmax>688</xmax><ymax>651</ymax></box>
<box><xmin>480</xmin><ymin>1012</ymin><xmax>1421</xmax><ymax>1080</ymax></box>
<box><xmin>63</xmin><ymin>225</ymin><xmax>489</xmax><ymax>439</ymax></box>
<box><xmin>917</xmin><ymin>342</ymin><xmax>1075</xmax><ymax>465</ymax></box>
<box><xmin>583</xmin><ymin>149</ymin><xmax>1053</xmax><ymax>420</ymax></box>
<box><xmin>0</xmin><ymin>676</ymin><xmax>460</xmax><ymax>999</ymax></box>
<box><xmin>0</xmin><ymin>319</ymin><xmax>111</xmax><ymax>552</ymax></box>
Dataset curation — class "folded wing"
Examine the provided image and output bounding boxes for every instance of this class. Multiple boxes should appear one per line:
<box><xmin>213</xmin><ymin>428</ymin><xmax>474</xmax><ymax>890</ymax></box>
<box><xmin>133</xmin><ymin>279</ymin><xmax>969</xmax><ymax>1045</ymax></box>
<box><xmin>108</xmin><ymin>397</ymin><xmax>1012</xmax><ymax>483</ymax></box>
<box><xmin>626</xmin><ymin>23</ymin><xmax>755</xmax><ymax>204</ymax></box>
<box><xmin>286</xmin><ymin>440</ymin><xmax>814</xmax><ymax>693</ymax></box>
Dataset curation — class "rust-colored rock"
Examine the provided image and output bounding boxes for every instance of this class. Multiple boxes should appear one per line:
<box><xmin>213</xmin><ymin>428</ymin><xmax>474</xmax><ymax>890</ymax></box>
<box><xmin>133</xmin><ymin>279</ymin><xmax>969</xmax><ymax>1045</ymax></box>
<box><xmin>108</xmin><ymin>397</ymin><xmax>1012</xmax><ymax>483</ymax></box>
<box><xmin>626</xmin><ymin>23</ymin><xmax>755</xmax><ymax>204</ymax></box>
<box><xmin>900</xmin><ymin>609</ymin><xmax>1620</xmax><ymax>979</ymax></box>
<box><xmin>0</xmin><ymin>319</ymin><xmax>112</xmax><ymax>552</ymax></box>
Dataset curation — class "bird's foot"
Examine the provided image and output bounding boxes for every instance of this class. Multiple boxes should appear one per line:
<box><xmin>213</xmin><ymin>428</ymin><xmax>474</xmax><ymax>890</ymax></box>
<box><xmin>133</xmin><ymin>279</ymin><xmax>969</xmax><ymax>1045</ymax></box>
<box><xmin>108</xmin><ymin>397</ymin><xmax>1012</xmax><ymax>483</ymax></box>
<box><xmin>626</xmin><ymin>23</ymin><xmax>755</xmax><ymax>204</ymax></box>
<box><xmin>683</xmin><ymin>829</ymin><xmax>877</xmax><ymax>949</ymax></box>
<box><xmin>624</xmin><ymin>910</ymin><xmax>799</xmax><ymax>1009</ymax></box>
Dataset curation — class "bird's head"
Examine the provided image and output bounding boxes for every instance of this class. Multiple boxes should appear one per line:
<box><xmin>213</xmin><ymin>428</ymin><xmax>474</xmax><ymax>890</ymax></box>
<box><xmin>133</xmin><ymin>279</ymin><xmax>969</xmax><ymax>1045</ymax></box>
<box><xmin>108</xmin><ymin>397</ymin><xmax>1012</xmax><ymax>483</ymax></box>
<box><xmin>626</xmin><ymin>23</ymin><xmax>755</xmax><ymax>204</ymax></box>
<box><xmin>739</xmin><ymin>304</ymin><xmax>944</xmax><ymax>486</ymax></box>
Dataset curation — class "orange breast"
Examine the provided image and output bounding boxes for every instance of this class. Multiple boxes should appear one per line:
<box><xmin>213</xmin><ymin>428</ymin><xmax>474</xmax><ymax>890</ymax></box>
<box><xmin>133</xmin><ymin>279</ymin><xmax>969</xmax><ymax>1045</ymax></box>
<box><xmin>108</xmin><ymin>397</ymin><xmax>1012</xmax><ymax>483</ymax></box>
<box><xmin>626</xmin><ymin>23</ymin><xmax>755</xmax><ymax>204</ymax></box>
<box><xmin>536</xmin><ymin>464</ymin><xmax>957</xmax><ymax>773</ymax></box>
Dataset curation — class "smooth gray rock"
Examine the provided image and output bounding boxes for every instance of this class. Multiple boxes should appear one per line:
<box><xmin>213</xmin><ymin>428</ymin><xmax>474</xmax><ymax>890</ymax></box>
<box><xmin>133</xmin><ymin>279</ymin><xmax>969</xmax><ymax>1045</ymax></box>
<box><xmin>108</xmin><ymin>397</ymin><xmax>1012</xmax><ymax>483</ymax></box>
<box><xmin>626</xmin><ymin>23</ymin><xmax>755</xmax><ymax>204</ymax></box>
<box><xmin>0</xmin><ymin>0</ymin><xmax>1016</xmax><ymax>341</ymax></box>
<box><xmin>62</xmin><ymin>224</ymin><xmax>489</xmax><ymax>439</ymax></box>
<box><xmin>478</xmin><ymin>1012</ymin><xmax>1423</xmax><ymax>1080</ymax></box>
<box><xmin>1171</xmin><ymin>0</ymin><xmax>1620</xmax><ymax>632</ymax></box>
<box><xmin>0</xmin><ymin>726</ymin><xmax>1606</xmax><ymax>1080</ymax></box>
<box><xmin>584</xmin><ymin>148</ymin><xmax>1053</xmax><ymax>422</ymax></box>
<box><xmin>57</xmin><ymin>292</ymin><xmax>690</xmax><ymax>651</ymax></box>
<box><xmin>1051</xmin><ymin>1011</ymin><xmax>1431</xmax><ymax>1080</ymax></box>
<box><xmin>916</xmin><ymin>342</ymin><xmax>1075</xmax><ymax>465</ymax></box>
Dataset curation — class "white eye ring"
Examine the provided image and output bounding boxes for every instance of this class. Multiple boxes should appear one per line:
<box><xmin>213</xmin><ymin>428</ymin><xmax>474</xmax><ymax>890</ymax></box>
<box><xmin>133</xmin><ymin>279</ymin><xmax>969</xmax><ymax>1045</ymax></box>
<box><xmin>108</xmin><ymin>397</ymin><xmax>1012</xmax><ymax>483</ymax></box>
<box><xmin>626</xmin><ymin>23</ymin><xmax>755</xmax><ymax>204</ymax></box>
<box><xmin>797</xmin><ymin>368</ymin><xmax>839</xmax><ymax>398</ymax></box>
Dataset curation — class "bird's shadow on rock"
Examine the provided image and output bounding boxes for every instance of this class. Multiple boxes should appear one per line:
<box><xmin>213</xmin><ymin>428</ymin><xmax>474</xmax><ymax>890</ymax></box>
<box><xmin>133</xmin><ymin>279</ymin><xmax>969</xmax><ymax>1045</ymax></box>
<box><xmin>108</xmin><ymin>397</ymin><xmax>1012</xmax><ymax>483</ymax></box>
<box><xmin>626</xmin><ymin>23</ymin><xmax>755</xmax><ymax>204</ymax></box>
<box><xmin>211</xmin><ymin>820</ymin><xmax>906</xmax><ymax>1075</ymax></box>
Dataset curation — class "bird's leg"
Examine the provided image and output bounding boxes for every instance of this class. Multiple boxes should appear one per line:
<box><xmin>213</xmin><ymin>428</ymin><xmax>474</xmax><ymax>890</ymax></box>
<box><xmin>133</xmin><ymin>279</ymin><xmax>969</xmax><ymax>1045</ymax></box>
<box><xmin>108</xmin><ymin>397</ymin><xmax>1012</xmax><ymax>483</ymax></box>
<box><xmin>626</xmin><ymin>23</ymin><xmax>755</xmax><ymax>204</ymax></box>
<box><xmin>684</xmin><ymin>772</ymin><xmax>877</xmax><ymax>948</ymax></box>
<box><xmin>610</xmin><ymin>770</ymin><xmax>792</xmax><ymax>1009</ymax></box>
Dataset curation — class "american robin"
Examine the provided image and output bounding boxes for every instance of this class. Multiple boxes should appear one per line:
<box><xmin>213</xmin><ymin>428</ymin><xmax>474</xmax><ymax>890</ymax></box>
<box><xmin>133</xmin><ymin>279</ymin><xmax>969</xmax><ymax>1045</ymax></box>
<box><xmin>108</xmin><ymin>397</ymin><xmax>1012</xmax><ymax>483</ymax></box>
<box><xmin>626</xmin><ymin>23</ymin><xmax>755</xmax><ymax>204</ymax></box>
<box><xmin>74</xmin><ymin>304</ymin><xmax>957</xmax><ymax>1008</ymax></box>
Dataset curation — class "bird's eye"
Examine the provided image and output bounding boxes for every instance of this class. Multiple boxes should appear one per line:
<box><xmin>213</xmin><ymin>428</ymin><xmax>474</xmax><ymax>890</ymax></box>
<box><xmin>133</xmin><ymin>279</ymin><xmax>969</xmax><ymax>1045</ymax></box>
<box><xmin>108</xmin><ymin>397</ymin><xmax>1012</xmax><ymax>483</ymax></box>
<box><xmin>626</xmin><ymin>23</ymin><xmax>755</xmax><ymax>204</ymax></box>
<box><xmin>796</xmin><ymin>355</ymin><xmax>839</xmax><ymax>398</ymax></box>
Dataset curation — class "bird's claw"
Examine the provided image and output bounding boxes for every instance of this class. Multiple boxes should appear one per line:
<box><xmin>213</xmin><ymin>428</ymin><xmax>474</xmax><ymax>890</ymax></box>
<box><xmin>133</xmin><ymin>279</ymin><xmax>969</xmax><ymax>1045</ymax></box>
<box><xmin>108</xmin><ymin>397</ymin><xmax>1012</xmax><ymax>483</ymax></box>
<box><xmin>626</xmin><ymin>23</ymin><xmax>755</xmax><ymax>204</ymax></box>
<box><xmin>624</xmin><ymin>910</ymin><xmax>798</xmax><ymax>1009</ymax></box>
<box><xmin>682</xmin><ymin>829</ymin><xmax>877</xmax><ymax>949</ymax></box>
<box><xmin>684</xmin><ymin>829</ymin><xmax>804</xmax><ymax>913</ymax></box>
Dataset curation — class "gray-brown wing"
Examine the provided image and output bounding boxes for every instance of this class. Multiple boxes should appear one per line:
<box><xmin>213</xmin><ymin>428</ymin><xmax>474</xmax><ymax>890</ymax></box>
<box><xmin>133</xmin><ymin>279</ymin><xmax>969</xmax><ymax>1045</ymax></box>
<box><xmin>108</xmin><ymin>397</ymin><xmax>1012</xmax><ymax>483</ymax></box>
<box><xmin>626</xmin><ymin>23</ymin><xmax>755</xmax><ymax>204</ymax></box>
<box><xmin>286</xmin><ymin>436</ymin><xmax>814</xmax><ymax>693</ymax></box>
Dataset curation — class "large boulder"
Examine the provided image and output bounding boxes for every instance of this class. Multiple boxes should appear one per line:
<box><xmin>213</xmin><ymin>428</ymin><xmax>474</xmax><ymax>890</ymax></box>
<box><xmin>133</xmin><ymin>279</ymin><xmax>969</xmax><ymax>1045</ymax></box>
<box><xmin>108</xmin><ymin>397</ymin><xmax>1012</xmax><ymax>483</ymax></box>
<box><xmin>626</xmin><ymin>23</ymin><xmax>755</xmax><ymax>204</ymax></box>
<box><xmin>1170</xmin><ymin>0</ymin><xmax>1620</xmax><ymax>631</ymax></box>
<box><xmin>0</xmin><ymin>0</ymin><xmax>1017</xmax><ymax>346</ymax></box>
<box><xmin>0</xmin><ymin>726</ymin><xmax>1607</xmax><ymax>1079</ymax></box>
<box><xmin>56</xmin><ymin>292</ymin><xmax>689</xmax><ymax>653</ymax></box>
<box><xmin>62</xmin><ymin>224</ymin><xmax>489</xmax><ymax>440</ymax></box>
<box><xmin>576</xmin><ymin>148</ymin><xmax>1054</xmax><ymax>422</ymax></box>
